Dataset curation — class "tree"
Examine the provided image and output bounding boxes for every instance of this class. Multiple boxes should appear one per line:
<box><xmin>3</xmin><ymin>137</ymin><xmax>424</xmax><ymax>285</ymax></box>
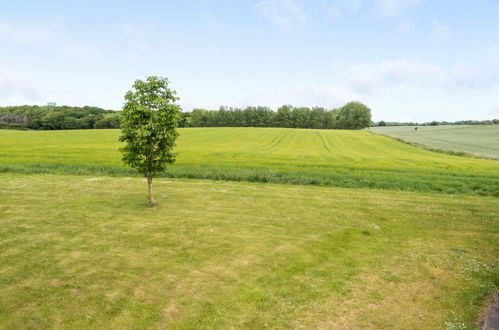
<box><xmin>336</xmin><ymin>102</ymin><xmax>372</xmax><ymax>129</ymax></box>
<box><xmin>119</xmin><ymin>76</ymin><xmax>181</xmax><ymax>206</ymax></box>
<box><xmin>275</xmin><ymin>105</ymin><xmax>293</xmax><ymax>127</ymax></box>
<box><xmin>94</xmin><ymin>113</ymin><xmax>121</xmax><ymax>129</ymax></box>
<box><xmin>293</xmin><ymin>107</ymin><xmax>311</xmax><ymax>128</ymax></box>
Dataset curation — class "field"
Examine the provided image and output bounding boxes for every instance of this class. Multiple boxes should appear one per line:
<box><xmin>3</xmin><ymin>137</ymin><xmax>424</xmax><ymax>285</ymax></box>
<box><xmin>369</xmin><ymin>125</ymin><xmax>499</xmax><ymax>158</ymax></box>
<box><xmin>1</xmin><ymin>127</ymin><xmax>498</xmax><ymax>328</ymax></box>
<box><xmin>1</xmin><ymin>174</ymin><xmax>498</xmax><ymax>328</ymax></box>
<box><xmin>1</xmin><ymin>128</ymin><xmax>498</xmax><ymax>196</ymax></box>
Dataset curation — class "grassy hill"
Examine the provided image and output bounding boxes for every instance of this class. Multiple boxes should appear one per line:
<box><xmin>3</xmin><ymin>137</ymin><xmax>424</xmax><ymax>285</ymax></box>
<box><xmin>370</xmin><ymin>125</ymin><xmax>499</xmax><ymax>158</ymax></box>
<box><xmin>1</xmin><ymin>127</ymin><xmax>498</xmax><ymax>195</ymax></box>
<box><xmin>0</xmin><ymin>174</ymin><xmax>497</xmax><ymax>328</ymax></box>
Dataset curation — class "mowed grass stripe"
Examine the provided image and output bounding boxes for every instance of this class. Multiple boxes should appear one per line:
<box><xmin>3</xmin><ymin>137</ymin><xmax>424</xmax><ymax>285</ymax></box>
<box><xmin>0</xmin><ymin>128</ymin><xmax>498</xmax><ymax>195</ymax></box>
<box><xmin>0</xmin><ymin>174</ymin><xmax>497</xmax><ymax>328</ymax></box>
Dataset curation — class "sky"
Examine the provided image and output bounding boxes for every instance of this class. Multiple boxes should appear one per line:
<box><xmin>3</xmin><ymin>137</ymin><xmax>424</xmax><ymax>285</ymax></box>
<box><xmin>1</xmin><ymin>0</ymin><xmax>499</xmax><ymax>122</ymax></box>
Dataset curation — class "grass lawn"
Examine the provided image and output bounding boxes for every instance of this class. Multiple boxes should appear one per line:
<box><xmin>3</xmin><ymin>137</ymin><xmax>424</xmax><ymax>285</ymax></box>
<box><xmin>0</xmin><ymin>173</ymin><xmax>497</xmax><ymax>328</ymax></box>
<box><xmin>369</xmin><ymin>125</ymin><xmax>499</xmax><ymax>158</ymax></box>
<box><xmin>1</xmin><ymin>128</ymin><xmax>498</xmax><ymax>196</ymax></box>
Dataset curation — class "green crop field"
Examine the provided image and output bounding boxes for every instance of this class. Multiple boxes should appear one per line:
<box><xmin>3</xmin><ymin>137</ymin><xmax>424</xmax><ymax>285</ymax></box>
<box><xmin>0</xmin><ymin>174</ymin><xmax>497</xmax><ymax>329</ymax></box>
<box><xmin>369</xmin><ymin>125</ymin><xmax>499</xmax><ymax>158</ymax></box>
<box><xmin>1</xmin><ymin>128</ymin><xmax>498</xmax><ymax>196</ymax></box>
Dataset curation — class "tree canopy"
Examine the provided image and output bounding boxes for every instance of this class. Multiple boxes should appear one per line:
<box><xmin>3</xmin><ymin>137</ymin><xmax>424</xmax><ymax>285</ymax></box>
<box><xmin>0</xmin><ymin>104</ymin><xmax>120</xmax><ymax>130</ymax></box>
<box><xmin>184</xmin><ymin>102</ymin><xmax>373</xmax><ymax>129</ymax></box>
<box><xmin>119</xmin><ymin>76</ymin><xmax>181</xmax><ymax>206</ymax></box>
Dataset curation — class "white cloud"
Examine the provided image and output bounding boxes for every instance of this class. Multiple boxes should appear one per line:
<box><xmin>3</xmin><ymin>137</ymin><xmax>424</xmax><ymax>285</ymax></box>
<box><xmin>374</xmin><ymin>0</ymin><xmax>423</xmax><ymax>15</ymax></box>
<box><xmin>240</xmin><ymin>83</ymin><xmax>362</xmax><ymax>109</ymax></box>
<box><xmin>211</xmin><ymin>45</ymin><xmax>224</xmax><ymax>56</ymax></box>
<box><xmin>396</xmin><ymin>18</ymin><xmax>413</xmax><ymax>32</ymax></box>
<box><xmin>343</xmin><ymin>58</ymin><xmax>492</xmax><ymax>94</ymax></box>
<box><xmin>122</xmin><ymin>22</ymin><xmax>162</xmax><ymax>53</ymax></box>
<box><xmin>449</xmin><ymin>61</ymin><xmax>486</xmax><ymax>89</ymax></box>
<box><xmin>488</xmin><ymin>45</ymin><xmax>499</xmax><ymax>69</ymax></box>
<box><xmin>429</xmin><ymin>20</ymin><xmax>452</xmax><ymax>40</ymax></box>
<box><xmin>123</xmin><ymin>23</ymin><xmax>142</xmax><ymax>38</ymax></box>
<box><xmin>0</xmin><ymin>62</ymin><xmax>41</xmax><ymax>103</ymax></box>
<box><xmin>324</xmin><ymin>0</ymin><xmax>363</xmax><ymax>20</ymax></box>
<box><xmin>0</xmin><ymin>20</ymin><xmax>55</xmax><ymax>44</ymax></box>
<box><xmin>344</xmin><ymin>58</ymin><xmax>446</xmax><ymax>93</ymax></box>
<box><xmin>256</xmin><ymin>0</ymin><xmax>307</xmax><ymax>31</ymax></box>
<box><xmin>338</xmin><ymin>0</ymin><xmax>363</xmax><ymax>13</ymax></box>
<box><xmin>487</xmin><ymin>107</ymin><xmax>499</xmax><ymax>118</ymax></box>
<box><xmin>290</xmin><ymin>83</ymin><xmax>362</xmax><ymax>106</ymax></box>
<box><xmin>60</xmin><ymin>43</ymin><xmax>100</xmax><ymax>59</ymax></box>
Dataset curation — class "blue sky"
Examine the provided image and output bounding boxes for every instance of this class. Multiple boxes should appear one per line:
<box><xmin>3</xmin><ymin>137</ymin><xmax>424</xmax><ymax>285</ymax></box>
<box><xmin>1</xmin><ymin>0</ymin><xmax>498</xmax><ymax>121</ymax></box>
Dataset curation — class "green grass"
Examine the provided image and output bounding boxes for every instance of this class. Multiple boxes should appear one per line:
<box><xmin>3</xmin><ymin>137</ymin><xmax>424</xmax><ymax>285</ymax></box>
<box><xmin>1</xmin><ymin>128</ymin><xmax>498</xmax><ymax>196</ymax></box>
<box><xmin>0</xmin><ymin>173</ymin><xmax>497</xmax><ymax>329</ymax></box>
<box><xmin>369</xmin><ymin>125</ymin><xmax>499</xmax><ymax>158</ymax></box>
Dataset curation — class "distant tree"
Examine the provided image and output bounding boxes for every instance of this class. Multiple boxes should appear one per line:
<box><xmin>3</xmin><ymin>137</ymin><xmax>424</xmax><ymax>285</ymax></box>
<box><xmin>190</xmin><ymin>109</ymin><xmax>210</xmax><ymax>127</ymax></box>
<box><xmin>336</xmin><ymin>102</ymin><xmax>372</xmax><ymax>129</ymax></box>
<box><xmin>378</xmin><ymin>120</ymin><xmax>386</xmax><ymax>126</ymax></box>
<box><xmin>41</xmin><ymin>112</ymin><xmax>66</xmax><ymax>130</ymax></box>
<box><xmin>62</xmin><ymin>117</ymin><xmax>80</xmax><ymax>129</ymax></box>
<box><xmin>293</xmin><ymin>107</ymin><xmax>311</xmax><ymax>128</ymax></box>
<box><xmin>119</xmin><ymin>76</ymin><xmax>181</xmax><ymax>206</ymax></box>
<box><xmin>78</xmin><ymin>114</ymin><xmax>100</xmax><ymax>129</ymax></box>
<box><xmin>310</xmin><ymin>107</ymin><xmax>327</xmax><ymax>129</ymax></box>
<box><xmin>94</xmin><ymin>113</ymin><xmax>121</xmax><ymax>129</ymax></box>
<box><xmin>178</xmin><ymin>112</ymin><xmax>192</xmax><ymax>127</ymax></box>
<box><xmin>274</xmin><ymin>105</ymin><xmax>293</xmax><ymax>127</ymax></box>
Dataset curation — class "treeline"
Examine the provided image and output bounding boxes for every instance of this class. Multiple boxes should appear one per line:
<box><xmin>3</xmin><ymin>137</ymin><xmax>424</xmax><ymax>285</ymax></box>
<box><xmin>0</xmin><ymin>104</ymin><xmax>120</xmax><ymax>130</ymax></box>
<box><xmin>182</xmin><ymin>102</ymin><xmax>372</xmax><ymax>129</ymax></box>
<box><xmin>3</xmin><ymin>103</ymin><xmax>497</xmax><ymax>131</ymax></box>
<box><xmin>0</xmin><ymin>102</ymin><xmax>373</xmax><ymax>130</ymax></box>
<box><xmin>375</xmin><ymin>119</ymin><xmax>499</xmax><ymax>127</ymax></box>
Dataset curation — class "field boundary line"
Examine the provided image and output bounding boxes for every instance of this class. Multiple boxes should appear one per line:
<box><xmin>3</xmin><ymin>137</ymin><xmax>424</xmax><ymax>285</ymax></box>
<box><xmin>368</xmin><ymin>131</ymin><xmax>499</xmax><ymax>161</ymax></box>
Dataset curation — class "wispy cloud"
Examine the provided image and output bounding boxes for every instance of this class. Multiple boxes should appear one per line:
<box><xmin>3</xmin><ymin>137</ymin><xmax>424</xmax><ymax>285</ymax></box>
<box><xmin>256</xmin><ymin>0</ymin><xmax>307</xmax><ymax>31</ymax></box>
<box><xmin>448</xmin><ymin>61</ymin><xmax>488</xmax><ymax>90</ymax></box>
<box><xmin>242</xmin><ymin>82</ymin><xmax>361</xmax><ymax>108</ymax></box>
<box><xmin>374</xmin><ymin>0</ymin><xmax>423</xmax><ymax>15</ymax></box>
<box><xmin>343</xmin><ymin>58</ymin><xmax>491</xmax><ymax>94</ymax></box>
<box><xmin>344</xmin><ymin>58</ymin><xmax>445</xmax><ymax>93</ymax></box>
<box><xmin>336</xmin><ymin>0</ymin><xmax>363</xmax><ymax>13</ymax></box>
<box><xmin>60</xmin><ymin>43</ymin><xmax>100</xmax><ymax>59</ymax></box>
<box><xmin>0</xmin><ymin>61</ymin><xmax>41</xmax><ymax>102</ymax></box>
<box><xmin>488</xmin><ymin>106</ymin><xmax>499</xmax><ymax>118</ymax></box>
<box><xmin>122</xmin><ymin>23</ymin><xmax>150</xmax><ymax>52</ymax></box>
<box><xmin>0</xmin><ymin>20</ymin><xmax>56</xmax><ymax>44</ymax></box>
<box><xmin>122</xmin><ymin>22</ymin><xmax>166</xmax><ymax>53</ymax></box>
<box><xmin>211</xmin><ymin>45</ymin><xmax>224</xmax><ymax>56</ymax></box>
<box><xmin>324</xmin><ymin>0</ymin><xmax>363</xmax><ymax>20</ymax></box>
<box><xmin>487</xmin><ymin>44</ymin><xmax>499</xmax><ymax>69</ymax></box>
<box><xmin>429</xmin><ymin>20</ymin><xmax>452</xmax><ymax>40</ymax></box>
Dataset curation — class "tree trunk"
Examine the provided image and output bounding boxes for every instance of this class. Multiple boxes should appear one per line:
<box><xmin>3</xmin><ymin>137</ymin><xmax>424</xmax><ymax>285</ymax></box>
<box><xmin>147</xmin><ymin>177</ymin><xmax>156</xmax><ymax>206</ymax></box>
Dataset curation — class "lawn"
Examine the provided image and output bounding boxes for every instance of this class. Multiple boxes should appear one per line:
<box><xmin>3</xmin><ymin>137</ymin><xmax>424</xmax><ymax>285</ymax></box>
<box><xmin>369</xmin><ymin>125</ymin><xmax>499</xmax><ymax>158</ymax></box>
<box><xmin>0</xmin><ymin>174</ymin><xmax>497</xmax><ymax>328</ymax></box>
<box><xmin>1</xmin><ymin>128</ymin><xmax>498</xmax><ymax>196</ymax></box>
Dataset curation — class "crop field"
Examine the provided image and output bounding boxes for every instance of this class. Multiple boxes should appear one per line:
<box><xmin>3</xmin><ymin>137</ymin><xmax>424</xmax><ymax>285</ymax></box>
<box><xmin>1</xmin><ymin>128</ymin><xmax>498</xmax><ymax>196</ymax></box>
<box><xmin>0</xmin><ymin>174</ymin><xmax>498</xmax><ymax>328</ymax></box>
<box><xmin>369</xmin><ymin>125</ymin><xmax>499</xmax><ymax>158</ymax></box>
